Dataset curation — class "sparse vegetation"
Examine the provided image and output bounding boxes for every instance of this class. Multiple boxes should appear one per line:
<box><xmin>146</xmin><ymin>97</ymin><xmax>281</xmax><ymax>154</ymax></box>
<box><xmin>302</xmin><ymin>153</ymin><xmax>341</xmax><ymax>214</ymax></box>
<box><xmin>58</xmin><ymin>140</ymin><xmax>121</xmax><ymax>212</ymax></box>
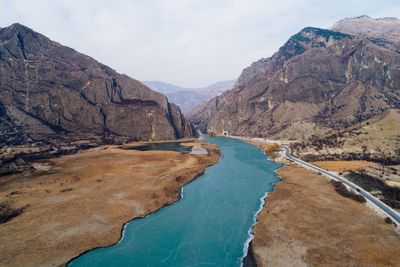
<box><xmin>59</xmin><ymin>188</ymin><xmax>73</xmax><ymax>193</ymax></box>
<box><xmin>346</xmin><ymin>171</ymin><xmax>400</xmax><ymax>209</ymax></box>
<box><xmin>385</xmin><ymin>217</ymin><xmax>394</xmax><ymax>225</ymax></box>
<box><xmin>330</xmin><ymin>180</ymin><xmax>366</xmax><ymax>203</ymax></box>
<box><xmin>292</xmin><ymin>110</ymin><xmax>400</xmax><ymax>165</ymax></box>
<box><xmin>175</xmin><ymin>176</ymin><xmax>183</xmax><ymax>182</ymax></box>
<box><xmin>264</xmin><ymin>143</ymin><xmax>280</xmax><ymax>154</ymax></box>
<box><xmin>263</xmin><ymin>143</ymin><xmax>281</xmax><ymax>160</ymax></box>
<box><xmin>311</xmin><ymin>160</ymin><xmax>373</xmax><ymax>172</ymax></box>
<box><xmin>0</xmin><ymin>201</ymin><xmax>25</xmax><ymax>223</ymax></box>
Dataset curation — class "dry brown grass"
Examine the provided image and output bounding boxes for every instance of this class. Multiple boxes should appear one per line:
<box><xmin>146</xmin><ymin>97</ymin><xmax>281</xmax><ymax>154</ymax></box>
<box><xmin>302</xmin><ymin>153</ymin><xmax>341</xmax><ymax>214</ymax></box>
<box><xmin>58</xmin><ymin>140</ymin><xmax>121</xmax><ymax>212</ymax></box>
<box><xmin>357</xmin><ymin>240</ymin><xmax>400</xmax><ymax>266</ymax></box>
<box><xmin>301</xmin><ymin>109</ymin><xmax>400</xmax><ymax>163</ymax></box>
<box><xmin>311</xmin><ymin>160</ymin><xmax>375</xmax><ymax>172</ymax></box>
<box><xmin>252</xmin><ymin>163</ymin><xmax>400</xmax><ymax>267</ymax></box>
<box><xmin>0</xmin><ymin>141</ymin><xmax>219</xmax><ymax>267</ymax></box>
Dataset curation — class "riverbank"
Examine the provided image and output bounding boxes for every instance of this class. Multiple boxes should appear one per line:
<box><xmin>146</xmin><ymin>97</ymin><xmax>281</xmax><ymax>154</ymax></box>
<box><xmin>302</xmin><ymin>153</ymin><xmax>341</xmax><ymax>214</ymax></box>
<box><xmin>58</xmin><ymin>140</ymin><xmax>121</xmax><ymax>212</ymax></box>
<box><xmin>0</xmin><ymin>140</ymin><xmax>219</xmax><ymax>267</ymax></box>
<box><xmin>312</xmin><ymin>160</ymin><xmax>400</xmax><ymax>211</ymax></box>
<box><xmin>241</xmin><ymin>138</ymin><xmax>400</xmax><ymax>266</ymax></box>
<box><xmin>252</xmin><ymin>163</ymin><xmax>400</xmax><ymax>266</ymax></box>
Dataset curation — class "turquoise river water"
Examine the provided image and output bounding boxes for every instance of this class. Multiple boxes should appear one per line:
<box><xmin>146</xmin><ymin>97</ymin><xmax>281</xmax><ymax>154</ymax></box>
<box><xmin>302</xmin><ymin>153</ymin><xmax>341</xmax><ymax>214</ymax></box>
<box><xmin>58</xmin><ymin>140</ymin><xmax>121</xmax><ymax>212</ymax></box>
<box><xmin>68</xmin><ymin>136</ymin><xmax>282</xmax><ymax>267</ymax></box>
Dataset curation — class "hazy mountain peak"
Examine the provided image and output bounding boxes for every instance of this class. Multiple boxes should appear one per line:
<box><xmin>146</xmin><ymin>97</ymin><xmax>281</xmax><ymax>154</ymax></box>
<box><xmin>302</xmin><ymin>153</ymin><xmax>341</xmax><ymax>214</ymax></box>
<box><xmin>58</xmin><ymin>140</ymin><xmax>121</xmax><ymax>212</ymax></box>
<box><xmin>332</xmin><ymin>15</ymin><xmax>400</xmax><ymax>28</ymax></box>
<box><xmin>354</xmin><ymin>15</ymin><xmax>370</xmax><ymax>19</ymax></box>
<box><xmin>142</xmin><ymin>81</ymin><xmax>187</xmax><ymax>94</ymax></box>
<box><xmin>144</xmin><ymin>80</ymin><xmax>235</xmax><ymax>113</ymax></box>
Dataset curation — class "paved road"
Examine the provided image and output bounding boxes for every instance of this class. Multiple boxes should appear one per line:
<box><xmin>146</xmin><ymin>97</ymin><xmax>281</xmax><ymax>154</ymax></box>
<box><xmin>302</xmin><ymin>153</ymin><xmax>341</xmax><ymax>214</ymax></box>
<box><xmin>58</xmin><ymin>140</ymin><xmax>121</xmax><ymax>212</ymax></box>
<box><xmin>281</xmin><ymin>146</ymin><xmax>400</xmax><ymax>225</ymax></box>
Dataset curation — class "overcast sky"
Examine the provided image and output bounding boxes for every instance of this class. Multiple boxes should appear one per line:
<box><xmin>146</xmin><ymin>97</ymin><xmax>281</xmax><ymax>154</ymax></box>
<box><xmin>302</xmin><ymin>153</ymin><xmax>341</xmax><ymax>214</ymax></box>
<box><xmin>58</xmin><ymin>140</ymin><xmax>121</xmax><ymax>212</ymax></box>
<box><xmin>1</xmin><ymin>0</ymin><xmax>399</xmax><ymax>87</ymax></box>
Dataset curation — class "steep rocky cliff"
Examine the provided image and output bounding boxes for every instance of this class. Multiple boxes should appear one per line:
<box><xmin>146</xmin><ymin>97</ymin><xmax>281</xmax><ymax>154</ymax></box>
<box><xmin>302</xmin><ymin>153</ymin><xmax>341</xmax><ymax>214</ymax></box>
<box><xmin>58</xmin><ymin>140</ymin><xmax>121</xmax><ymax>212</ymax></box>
<box><xmin>190</xmin><ymin>18</ymin><xmax>400</xmax><ymax>140</ymax></box>
<box><xmin>0</xmin><ymin>23</ymin><xmax>193</xmax><ymax>147</ymax></box>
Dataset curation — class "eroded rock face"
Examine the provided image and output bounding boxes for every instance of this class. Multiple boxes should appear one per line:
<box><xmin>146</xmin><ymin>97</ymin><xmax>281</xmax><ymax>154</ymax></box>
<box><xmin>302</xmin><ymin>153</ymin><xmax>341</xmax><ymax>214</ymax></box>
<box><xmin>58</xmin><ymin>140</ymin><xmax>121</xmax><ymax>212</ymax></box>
<box><xmin>0</xmin><ymin>23</ymin><xmax>193</xmax><ymax>146</ymax></box>
<box><xmin>191</xmin><ymin>23</ymin><xmax>400</xmax><ymax>138</ymax></box>
<box><xmin>331</xmin><ymin>15</ymin><xmax>400</xmax><ymax>52</ymax></box>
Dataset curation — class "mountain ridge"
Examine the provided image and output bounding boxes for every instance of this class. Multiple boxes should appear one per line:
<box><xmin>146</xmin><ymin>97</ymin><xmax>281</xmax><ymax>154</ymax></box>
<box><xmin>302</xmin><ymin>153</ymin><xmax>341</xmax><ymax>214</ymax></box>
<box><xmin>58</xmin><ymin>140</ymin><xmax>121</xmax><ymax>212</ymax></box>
<box><xmin>190</xmin><ymin>17</ymin><xmax>400</xmax><ymax>146</ymax></box>
<box><xmin>0</xmin><ymin>23</ymin><xmax>193</xmax><ymax>144</ymax></box>
<box><xmin>331</xmin><ymin>15</ymin><xmax>400</xmax><ymax>52</ymax></box>
<box><xmin>143</xmin><ymin>80</ymin><xmax>234</xmax><ymax>113</ymax></box>
<box><xmin>0</xmin><ymin>22</ymin><xmax>195</xmax><ymax>174</ymax></box>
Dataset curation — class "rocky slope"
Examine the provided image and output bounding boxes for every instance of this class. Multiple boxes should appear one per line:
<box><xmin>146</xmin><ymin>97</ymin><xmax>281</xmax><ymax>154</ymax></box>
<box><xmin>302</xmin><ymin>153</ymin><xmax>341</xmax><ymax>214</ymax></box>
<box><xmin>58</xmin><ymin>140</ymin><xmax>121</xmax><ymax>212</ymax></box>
<box><xmin>331</xmin><ymin>15</ymin><xmax>400</xmax><ymax>52</ymax></box>
<box><xmin>0</xmin><ymin>23</ymin><xmax>193</xmax><ymax>174</ymax></box>
<box><xmin>144</xmin><ymin>80</ymin><xmax>234</xmax><ymax>114</ymax></box>
<box><xmin>190</xmin><ymin>17</ymin><xmax>400</xmax><ymax>140</ymax></box>
<box><xmin>0</xmin><ymin>23</ymin><xmax>193</xmax><ymax>145</ymax></box>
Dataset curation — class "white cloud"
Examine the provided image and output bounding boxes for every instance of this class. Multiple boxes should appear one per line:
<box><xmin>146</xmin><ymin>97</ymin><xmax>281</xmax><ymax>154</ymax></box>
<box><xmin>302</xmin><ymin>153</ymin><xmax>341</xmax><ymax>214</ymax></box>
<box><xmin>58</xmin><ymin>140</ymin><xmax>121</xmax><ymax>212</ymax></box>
<box><xmin>1</xmin><ymin>0</ymin><xmax>399</xmax><ymax>87</ymax></box>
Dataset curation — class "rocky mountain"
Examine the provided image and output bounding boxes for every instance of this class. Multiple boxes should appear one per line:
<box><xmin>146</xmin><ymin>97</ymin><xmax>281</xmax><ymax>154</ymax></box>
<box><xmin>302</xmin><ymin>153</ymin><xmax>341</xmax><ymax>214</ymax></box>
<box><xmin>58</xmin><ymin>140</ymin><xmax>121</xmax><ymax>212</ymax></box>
<box><xmin>331</xmin><ymin>15</ymin><xmax>400</xmax><ymax>52</ymax></box>
<box><xmin>144</xmin><ymin>80</ymin><xmax>234</xmax><ymax>113</ymax></box>
<box><xmin>190</xmin><ymin>17</ymin><xmax>400</xmax><ymax>141</ymax></box>
<box><xmin>0</xmin><ymin>23</ymin><xmax>193</xmax><ymax>147</ymax></box>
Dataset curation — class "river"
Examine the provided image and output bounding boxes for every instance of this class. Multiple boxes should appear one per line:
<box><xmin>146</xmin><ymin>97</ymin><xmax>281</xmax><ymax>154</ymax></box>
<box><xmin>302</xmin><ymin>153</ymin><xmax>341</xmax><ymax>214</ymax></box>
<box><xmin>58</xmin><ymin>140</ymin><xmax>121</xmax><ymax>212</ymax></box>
<box><xmin>68</xmin><ymin>136</ymin><xmax>281</xmax><ymax>267</ymax></box>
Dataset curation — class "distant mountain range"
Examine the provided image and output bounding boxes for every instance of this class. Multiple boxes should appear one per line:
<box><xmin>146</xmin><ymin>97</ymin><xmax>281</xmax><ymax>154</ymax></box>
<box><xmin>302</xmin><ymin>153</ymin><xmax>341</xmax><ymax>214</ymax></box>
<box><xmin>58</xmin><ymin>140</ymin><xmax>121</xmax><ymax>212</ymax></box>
<box><xmin>143</xmin><ymin>80</ymin><xmax>234</xmax><ymax>113</ymax></box>
<box><xmin>190</xmin><ymin>16</ymin><xmax>400</xmax><ymax>148</ymax></box>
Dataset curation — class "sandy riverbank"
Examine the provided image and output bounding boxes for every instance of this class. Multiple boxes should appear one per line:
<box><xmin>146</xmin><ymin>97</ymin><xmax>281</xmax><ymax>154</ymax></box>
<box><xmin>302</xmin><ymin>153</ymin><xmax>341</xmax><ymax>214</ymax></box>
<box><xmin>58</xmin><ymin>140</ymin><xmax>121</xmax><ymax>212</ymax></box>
<box><xmin>0</xmin><ymin>141</ymin><xmax>219</xmax><ymax>267</ymax></box>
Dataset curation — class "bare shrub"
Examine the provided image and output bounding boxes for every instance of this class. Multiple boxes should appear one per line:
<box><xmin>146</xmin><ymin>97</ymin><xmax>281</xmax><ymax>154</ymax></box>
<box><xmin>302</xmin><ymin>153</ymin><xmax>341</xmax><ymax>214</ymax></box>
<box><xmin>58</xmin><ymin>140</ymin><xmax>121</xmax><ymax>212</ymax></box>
<box><xmin>384</xmin><ymin>217</ymin><xmax>393</xmax><ymax>225</ymax></box>
<box><xmin>330</xmin><ymin>180</ymin><xmax>366</xmax><ymax>203</ymax></box>
<box><xmin>59</xmin><ymin>188</ymin><xmax>73</xmax><ymax>193</ymax></box>
<box><xmin>175</xmin><ymin>176</ymin><xmax>183</xmax><ymax>182</ymax></box>
<box><xmin>0</xmin><ymin>202</ymin><xmax>25</xmax><ymax>223</ymax></box>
